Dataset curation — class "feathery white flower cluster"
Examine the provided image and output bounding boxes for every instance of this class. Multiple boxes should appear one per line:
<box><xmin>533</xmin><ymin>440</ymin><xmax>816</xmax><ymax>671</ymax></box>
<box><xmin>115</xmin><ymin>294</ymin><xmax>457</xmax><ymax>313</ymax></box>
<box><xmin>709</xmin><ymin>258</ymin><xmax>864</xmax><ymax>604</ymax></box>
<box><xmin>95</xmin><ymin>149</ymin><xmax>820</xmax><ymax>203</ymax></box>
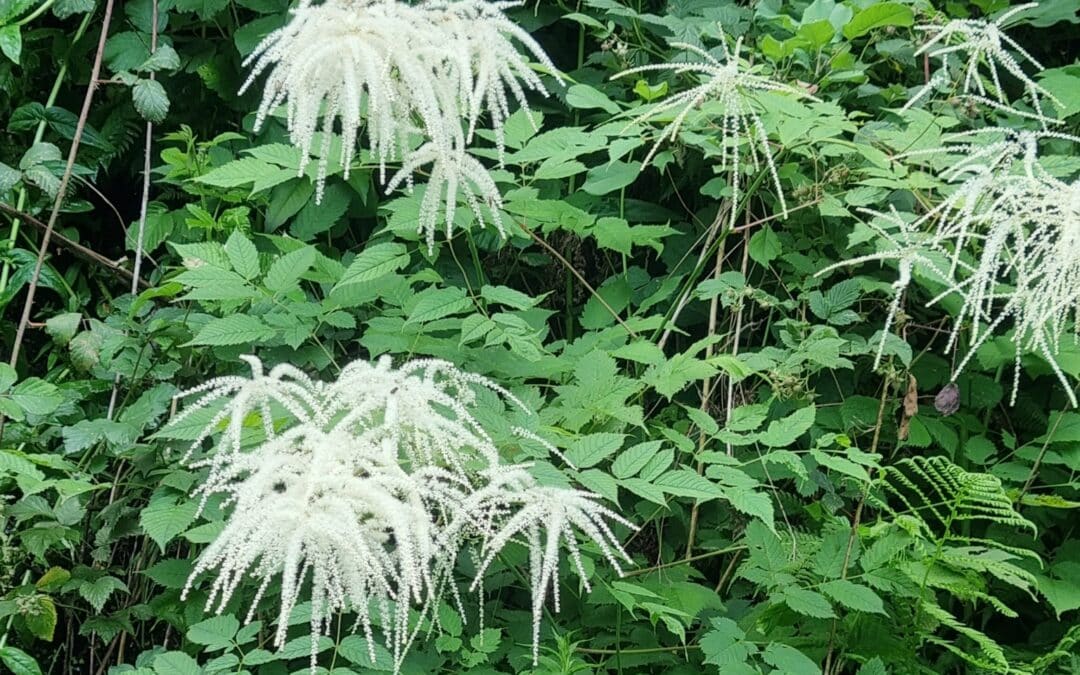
<box><xmin>241</xmin><ymin>0</ymin><xmax>560</xmax><ymax>250</ymax></box>
<box><xmin>172</xmin><ymin>355</ymin><xmax>633</xmax><ymax>670</ymax></box>
<box><xmin>903</xmin><ymin>3</ymin><xmax>1062</xmax><ymax>127</ymax></box>
<box><xmin>613</xmin><ymin>29</ymin><xmax>818</xmax><ymax>226</ymax></box>
<box><xmin>822</xmin><ymin>129</ymin><xmax>1080</xmax><ymax>405</ymax></box>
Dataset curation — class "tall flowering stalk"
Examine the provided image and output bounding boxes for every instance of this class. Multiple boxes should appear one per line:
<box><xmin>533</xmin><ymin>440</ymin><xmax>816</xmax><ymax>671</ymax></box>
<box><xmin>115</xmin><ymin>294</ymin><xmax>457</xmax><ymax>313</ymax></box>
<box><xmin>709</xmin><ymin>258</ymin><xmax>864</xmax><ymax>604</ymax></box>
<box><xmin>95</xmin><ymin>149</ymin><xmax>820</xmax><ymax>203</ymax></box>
<box><xmin>240</xmin><ymin>0</ymin><xmax>561</xmax><ymax>250</ymax></box>
<box><xmin>171</xmin><ymin>356</ymin><xmax>633</xmax><ymax>671</ymax></box>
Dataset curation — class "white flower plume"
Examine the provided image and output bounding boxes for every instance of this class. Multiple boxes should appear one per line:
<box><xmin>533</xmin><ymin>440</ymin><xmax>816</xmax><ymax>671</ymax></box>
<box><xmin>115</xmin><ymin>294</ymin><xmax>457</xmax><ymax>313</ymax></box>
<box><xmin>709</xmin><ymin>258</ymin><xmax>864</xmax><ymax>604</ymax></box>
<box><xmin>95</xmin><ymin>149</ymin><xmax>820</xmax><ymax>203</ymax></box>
<box><xmin>172</xmin><ymin>355</ymin><xmax>633</xmax><ymax>671</ymax></box>
<box><xmin>823</xmin><ymin>129</ymin><xmax>1080</xmax><ymax>406</ymax></box>
<box><xmin>612</xmin><ymin>28</ymin><xmax>818</xmax><ymax>226</ymax></box>
<box><xmin>240</xmin><ymin>0</ymin><xmax>560</xmax><ymax>249</ymax></box>
<box><xmin>903</xmin><ymin>3</ymin><xmax>1062</xmax><ymax>127</ymax></box>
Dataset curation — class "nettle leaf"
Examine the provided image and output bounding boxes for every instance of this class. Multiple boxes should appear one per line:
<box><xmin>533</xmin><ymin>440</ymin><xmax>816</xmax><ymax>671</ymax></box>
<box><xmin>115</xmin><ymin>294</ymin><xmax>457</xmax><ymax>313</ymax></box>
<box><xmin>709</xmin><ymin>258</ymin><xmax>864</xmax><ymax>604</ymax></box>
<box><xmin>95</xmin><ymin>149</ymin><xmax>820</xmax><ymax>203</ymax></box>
<box><xmin>132</xmin><ymin>79</ymin><xmax>170</xmax><ymax>123</ymax></box>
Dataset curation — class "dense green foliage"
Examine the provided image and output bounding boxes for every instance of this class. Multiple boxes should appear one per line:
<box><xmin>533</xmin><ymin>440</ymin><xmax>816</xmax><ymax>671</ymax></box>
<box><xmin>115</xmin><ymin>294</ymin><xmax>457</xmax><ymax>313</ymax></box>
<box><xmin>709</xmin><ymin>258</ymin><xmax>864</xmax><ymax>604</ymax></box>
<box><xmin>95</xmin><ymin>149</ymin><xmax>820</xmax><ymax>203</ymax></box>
<box><xmin>1</xmin><ymin>1</ymin><xmax>1079</xmax><ymax>674</ymax></box>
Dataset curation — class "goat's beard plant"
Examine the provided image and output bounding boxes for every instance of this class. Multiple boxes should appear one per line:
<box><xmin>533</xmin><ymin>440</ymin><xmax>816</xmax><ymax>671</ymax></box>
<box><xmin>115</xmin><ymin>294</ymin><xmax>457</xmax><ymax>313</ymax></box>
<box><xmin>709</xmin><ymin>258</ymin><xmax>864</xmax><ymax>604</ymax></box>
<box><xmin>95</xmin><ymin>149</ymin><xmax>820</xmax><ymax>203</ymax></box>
<box><xmin>170</xmin><ymin>356</ymin><xmax>634</xmax><ymax>671</ymax></box>
<box><xmin>241</xmin><ymin>0</ymin><xmax>560</xmax><ymax>251</ymax></box>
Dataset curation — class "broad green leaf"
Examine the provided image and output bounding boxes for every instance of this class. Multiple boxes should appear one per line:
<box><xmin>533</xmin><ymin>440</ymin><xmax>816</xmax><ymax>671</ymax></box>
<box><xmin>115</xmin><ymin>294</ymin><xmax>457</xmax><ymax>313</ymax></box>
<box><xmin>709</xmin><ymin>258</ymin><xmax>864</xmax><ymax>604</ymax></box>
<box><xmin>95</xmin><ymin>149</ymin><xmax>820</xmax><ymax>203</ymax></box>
<box><xmin>725</xmin><ymin>487</ymin><xmax>776</xmax><ymax>531</ymax></box>
<box><xmin>405</xmin><ymin>287</ymin><xmax>471</xmax><ymax>324</ymax></box>
<box><xmin>566</xmin><ymin>433</ymin><xmax>624</xmax><ymax>469</ymax></box>
<box><xmin>654</xmin><ymin>469</ymin><xmax>721</xmax><ymax>501</ymax></box>
<box><xmin>843</xmin><ymin>3</ymin><xmax>915</xmax><ymax>39</ymax></box>
<box><xmin>187</xmin><ymin>615</ymin><xmax>240</xmax><ymax>650</ymax></box>
<box><xmin>45</xmin><ymin>312</ymin><xmax>81</xmax><ymax>345</ymax></box>
<box><xmin>0</xmin><ymin>25</ymin><xmax>21</xmax><ymax>64</ymax></box>
<box><xmin>782</xmin><ymin>587</ymin><xmax>835</xmax><ymax>618</ymax></box>
<box><xmin>611</xmin><ymin>441</ymin><xmax>662</xmax><ymax>479</ymax></box>
<box><xmin>142</xmin><ymin>559</ymin><xmax>193</xmax><ymax>589</ymax></box>
<box><xmin>224</xmin><ymin>231</ymin><xmax>260</xmax><ymax>280</ymax></box>
<box><xmin>78</xmin><ymin>576</ymin><xmax>128</xmax><ymax>613</ymax></box>
<box><xmin>23</xmin><ymin>595</ymin><xmax>56</xmax><ymax>641</ymax></box>
<box><xmin>700</xmin><ymin>618</ymin><xmax>757</xmax><ymax>668</ymax></box>
<box><xmin>480</xmin><ymin>284</ymin><xmax>538</xmax><ymax>309</ymax></box>
<box><xmin>565</xmin><ymin>84</ymin><xmax>620</xmax><ymax>114</ymax></box>
<box><xmin>0</xmin><ymin>646</ymin><xmax>42</xmax><ymax>675</ymax></box>
<box><xmin>140</xmin><ymin>493</ymin><xmax>199</xmax><ymax>551</ymax></box>
<box><xmin>581</xmin><ymin>160</ymin><xmax>640</xmax><ymax>196</ymax></box>
<box><xmin>9</xmin><ymin>378</ymin><xmax>62</xmax><ymax>417</ymax></box>
<box><xmin>820</xmin><ymin>579</ymin><xmax>886</xmax><ymax>614</ymax></box>
<box><xmin>189</xmin><ymin>315</ymin><xmax>276</xmax><ymax>346</ymax></box>
<box><xmin>762</xmin><ymin>642</ymin><xmax>821</xmax><ymax>674</ymax></box>
<box><xmin>757</xmin><ymin>406</ymin><xmax>815</xmax><ymax>447</ymax></box>
<box><xmin>195</xmin><ymin>157</ymin><xmax>291</xmax><ymax>191</ymax></box>
<box><xmin>264</xmin><ymin>245</ymin><xmax>317</xmax><ymax>292</ymax></box>
<box><xmin>132</xmin><ymin>79</ymin><xmax>169</xmax><ymax>123</ymax></box>
<box><xmin>335</xmin><ymin>243</ymin><xmax>410</xmax><ymax>290</ymax></box>
<box><xmin>748</xmin><ymin>225</ymin><xmax>781</xmax><ymax>266</ymax></box>
<box><xmin>153</xmin><ymin>651</ymin><xmax>201</xmax><ymax>675</ymax></box>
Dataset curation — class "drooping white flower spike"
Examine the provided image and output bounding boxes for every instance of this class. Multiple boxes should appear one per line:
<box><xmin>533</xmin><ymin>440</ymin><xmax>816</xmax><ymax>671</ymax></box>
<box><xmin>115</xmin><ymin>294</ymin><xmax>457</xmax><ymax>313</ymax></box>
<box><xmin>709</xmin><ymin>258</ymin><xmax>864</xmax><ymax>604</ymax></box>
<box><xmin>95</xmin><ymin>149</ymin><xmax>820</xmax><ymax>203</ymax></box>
<box><xmin>240</xmin><ymin>0</ymin><xmax>560</xmax><ymax>249</ymax></box>
<box><xmin>172</xmin><ymin>355</ymin><xmax>633</xmax><ymax>672</ymax></box>
<box><xmin>612</xmin><ymin>27</ymin><xmax>819</xmax><ymax>226</ymax></box>
<box><xmin>903</xmin><ymin>3</ymin><xmax>1062</xmax><ymax>127</ymax></box>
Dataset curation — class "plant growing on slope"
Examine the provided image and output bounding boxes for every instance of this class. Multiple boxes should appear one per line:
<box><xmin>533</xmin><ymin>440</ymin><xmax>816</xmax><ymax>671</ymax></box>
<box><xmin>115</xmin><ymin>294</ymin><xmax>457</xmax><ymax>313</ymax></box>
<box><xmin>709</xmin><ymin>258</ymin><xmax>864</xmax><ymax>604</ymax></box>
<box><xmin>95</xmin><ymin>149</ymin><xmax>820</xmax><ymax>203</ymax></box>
<box><xmin>241</xmin><ymin>0</ymin><xmax>561</xmax><ymax>249</ymax></box>
<box><xmin>170</xmin><ymin>355</ymin><xmax>633</xmax><ymax>671</ymax></box>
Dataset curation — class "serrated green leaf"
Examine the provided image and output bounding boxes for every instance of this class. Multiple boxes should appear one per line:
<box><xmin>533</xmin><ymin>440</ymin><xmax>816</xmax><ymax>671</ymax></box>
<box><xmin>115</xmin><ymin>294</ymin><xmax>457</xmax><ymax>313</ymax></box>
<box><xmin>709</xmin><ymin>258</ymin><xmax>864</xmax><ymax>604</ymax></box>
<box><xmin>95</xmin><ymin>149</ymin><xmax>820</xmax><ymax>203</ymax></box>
<box><xmin>757</xmin><ymin>406</ymin><xmax>815</xmax><ymax>447</ymax></box>
<box><xmin>140</xmin><ymin>494</ymin><xmax>198</xmax><ymax>551</ymax></box>
<box><xmin>782</xmin><ymin>587</ymin><xmax>835</xmax><ymax>618</ymax></box>
<box><xmin>843</xmin><ymin>3</ymin><xmax>914</xmax><ymax>39</ymax></box>
<box><xmin>611</xmin><ymin>441</ymin><xmax>662</xmax><ymax>479</ymax></box>
<box><xmin>78</xmin><ymin>576</ymin><xmax>128</xmax><ymax>613</ymax></box>
<box><xmin>9</xmin><ymin>378</ymin><xmax>62</xmax><ymax>417</ymax></box>
<box><xmin>654</xmin><ymin>469</ymin><xmax>722</xmax><ymax>501</ymax></box>
<box><xmin>264</xmin><ymin>245</ymin><xmax>317</xmax><ymax>292</ymax></box>
<box><xmin>132</xmin><ymin>79</ymin><xmax>169</xmax><ymax>123</ymax></box>
<box><xmin>0</xmin><ymin>26</ymin><xmax>21</xmax><ymax>64</ymax></box>
<box><xmin>406</xmin><ymin>287</ymin><xmax>471</xmax><ymax>324</ymax></box>
<box><xmin>0</xmin><ymin>646</ymin><xmax>42</xmax><ymax>675</ymax></box>
<box><xmin>189</xmin><ymin>315</ymin><xmax>276</xmax><ymax>346</ymax></box>
<box><xmin>187</xmin><ymin>615</ymin><xmax>240</xmax><ymax>650</ymax></box>
<box><xmin>566</xmin><ymin>433</ymin><xmax>624</xmax><ymax>469</ymax></box>
<box><xmin>335</xmin><ymin>243</ymin><xmax>410</xmax><ymax>290</ymax></box>
<box><xmin>224</xmin><ymin>231</ymin><xmax>260</xmax><ymax>280</ymax></box>
<box><xmin>820</xmin><ymin>579</ymin><xmax>886</xmax><ymax>614</ymax></box>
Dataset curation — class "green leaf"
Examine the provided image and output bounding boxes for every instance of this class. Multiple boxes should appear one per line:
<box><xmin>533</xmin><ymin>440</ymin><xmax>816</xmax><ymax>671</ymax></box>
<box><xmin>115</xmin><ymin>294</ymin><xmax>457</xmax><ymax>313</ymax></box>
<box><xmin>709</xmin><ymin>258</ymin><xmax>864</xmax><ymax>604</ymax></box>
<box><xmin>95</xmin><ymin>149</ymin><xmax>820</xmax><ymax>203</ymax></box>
<box><xmin>153</xmin><ymin>651</ymin><xmax>201</xmax><ymax>675</ymax></box>
<box><xmin>140</xmin><ymin>494</ymin><xmax>198</xmax><ymax>551</ymax></box>
<box><xmin>701</xmin><ymin>618</ymin><xmax>757</xmax><ymax>668</ymax></box>
<box><xmin>581</xmin><ymin>160</ymin><xmax>640</xmax><ymax>196</ymax></box>
<box><xmin>189</xmin><ymin>315</ymin><xmax>276</xmax><ymax>346</ymax></box>
<box><xmin>566</xmin><ymin>433</ymin><xmax>624</xmax><ymax>469</ymax></box>
<box><xmin>9</xmin><ymin>378</ymin><xmax>62</xmax><ymax>417</ymax></box>
<box><xmin>611</xmin><ymin>441</ymin><xmax>663</xmax><ymax>479</ymax></box>
<box><xmin>187</xmin><ymin>615</ymin><xmax>240</xmax><ymax>650</ymax></box>
<box><xmin>23</xmin><ymin>595</ymin><xmax>56</xmax><ymax>641</ymax></box>
<box><xmin>132</xmin><ymin>79</ymin><xmax>169</xmax><ymax>123</ymax></box>
<box><xmin>195</xmin><ymin>157</ymin><xmax>291</xmax><ymax>191</ymax></box>
<box><xmin>565</xmin><ymin>84</ymin><xmax>620</xmax><ymax>114</ymax></box>
<box><xmin>78</xmin><ymin>576</ymin><xmax>128</xmax><ymax>613</ymax></box>
<box><xmin>405</xmin><ymin>287</ymin><xmax>471</xmax><ymax>324</ymax></box>
<box><xmin>748</xmin><ymin>225</ymin><xmax>781</xmax><ymax>266</ymax></box>
<box><xmin>0</xmin><ymin>26</ymin><xmax>21</xmax><ymax>64</ymax></box>
<box><xmin>44</xmin><ymin>312</ymin><xmax>81</xmax><ymax>345</ymax></box>
<box><xmin>335</xmin><ymin>243</ymin><xmax>410</xmax><ymax>290</ymax></box>
<box><xmin>757</xmin><ymin>406</ymin><xmax>815</xmax><ymax>447</ymax></box>
<box><xmin>480</xmin><ymin>284</ymin><xmax>538</xmax><ymax>310</ymax></box>
<box><xmin>224</xmin><ymin>231</ymin><xmax>260</xmax><ymax>280</ymax></box>
<box><xmin>820</xmin><ymin>579</ymin><xmax>886</xmax><ymax>614</ymax></box>
<box><xmin>782</xmin><ymin>587</ymin><xmax>836</xmax><ymax>618</ymax></box>
<box><xmin>725</xmin><ymin>488</ymin><xmax>775</xmax><ymax>531</ymax></box>
<box><xmin>857</xmin><ymin>657</ymin><xmax>887</xmax><ymax>675</ymax></box>
<box><xmin>0</xmin><ymin>646</ymin><xmax>42</xmax><ymax>675</ymax></box>
<box><xmin>762</xmin><ymin>643</ymin><xmax>821</xmax><ymax>674</ymax></box>
<box><xmin>140</xmin><ymin>45</ymin><xmax>181</xmax><ymax>72</ymax></box>
<box><xmin>142</xmin><ymin>559</ymin><xmax>193</xmax><ymax>589</ymax></box>
<box><xmin>0</xmin><ymin>363</ymin><xmax>14</xmax><ymax>392</ymax></box>
<box><xmin>843</xmin><ymin>3</ymin><xmax>915</xmax><ymax>39</ymax></box>
<box><xmin>264</xmin><ymin>245</ymin><xmax>317</xmax><ymax>292</ymax></box>
<box><xmin>654</xmin><ymin>469</ymin><xmax>722</xmax><ymax>501</ymax></box>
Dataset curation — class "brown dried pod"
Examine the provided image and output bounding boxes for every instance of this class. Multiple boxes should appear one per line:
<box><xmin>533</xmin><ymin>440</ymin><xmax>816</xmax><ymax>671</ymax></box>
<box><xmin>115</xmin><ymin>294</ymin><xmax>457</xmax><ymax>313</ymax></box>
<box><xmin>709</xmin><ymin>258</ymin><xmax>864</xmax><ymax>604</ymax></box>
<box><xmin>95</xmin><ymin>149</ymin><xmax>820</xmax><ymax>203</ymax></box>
<box><xmin>935</xmin><ymin>382</ymin><xmax>960</xmax><ymax>416</ymax></box>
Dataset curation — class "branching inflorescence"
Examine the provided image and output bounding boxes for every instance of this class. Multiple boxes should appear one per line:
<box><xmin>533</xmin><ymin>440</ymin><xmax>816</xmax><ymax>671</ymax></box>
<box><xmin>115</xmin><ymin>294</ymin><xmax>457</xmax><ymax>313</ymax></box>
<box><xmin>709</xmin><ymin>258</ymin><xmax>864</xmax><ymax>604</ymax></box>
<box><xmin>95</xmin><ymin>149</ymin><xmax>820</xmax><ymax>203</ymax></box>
<box><xmin>240</xmin><ymin>0</ymin><xmax>561</xmax><ymax>250</ymax></box>
<box><xmin>613</xmin><ymin>28</ymin><xmax>818</xmax><ymax>226</ymax></box>
<box><xmin>171</xmin><ymin>356</ymin><xmax>633</xmax><ymax>671</ymax></box>
<box><xmin>903</xmin><ymin>3</ymin><xmax>1062</xmax><ymax>127</ymax></box>
<box><xmin>823</xmin><ymin>129</ymin><xmax>1080</xmax><ymax>406</ymax></box>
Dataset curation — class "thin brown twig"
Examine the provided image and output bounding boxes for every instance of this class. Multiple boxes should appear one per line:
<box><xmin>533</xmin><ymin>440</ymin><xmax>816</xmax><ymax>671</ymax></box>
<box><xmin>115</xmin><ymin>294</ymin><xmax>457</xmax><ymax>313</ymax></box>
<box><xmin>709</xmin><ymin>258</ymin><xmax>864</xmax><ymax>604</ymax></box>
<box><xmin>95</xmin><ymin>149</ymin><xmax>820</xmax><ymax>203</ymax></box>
<box><xmin>0</xmin><ymin>202</ymin><xmax>145</xmax><ymax>287</ymax></box>
<box><xmin>517</xmin><ymin>220</ymin><xmax>639</xmax><ymax>339</ymax></box>
<box><xmin>8</xmin><ymin>0</ymin><xmax>117</xmax><ymax>368</ymax></box>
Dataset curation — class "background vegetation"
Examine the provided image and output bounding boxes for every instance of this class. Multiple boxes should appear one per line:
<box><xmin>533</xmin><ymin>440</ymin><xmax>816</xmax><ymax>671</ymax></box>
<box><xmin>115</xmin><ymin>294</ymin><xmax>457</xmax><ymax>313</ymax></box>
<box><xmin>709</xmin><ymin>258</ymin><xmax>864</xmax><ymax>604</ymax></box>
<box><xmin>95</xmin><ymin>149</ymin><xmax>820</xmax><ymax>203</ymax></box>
<box><xmin>0</xmin><ymin>0</ymin><xmax>1078</xmax><ymax>673</ymax></box>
